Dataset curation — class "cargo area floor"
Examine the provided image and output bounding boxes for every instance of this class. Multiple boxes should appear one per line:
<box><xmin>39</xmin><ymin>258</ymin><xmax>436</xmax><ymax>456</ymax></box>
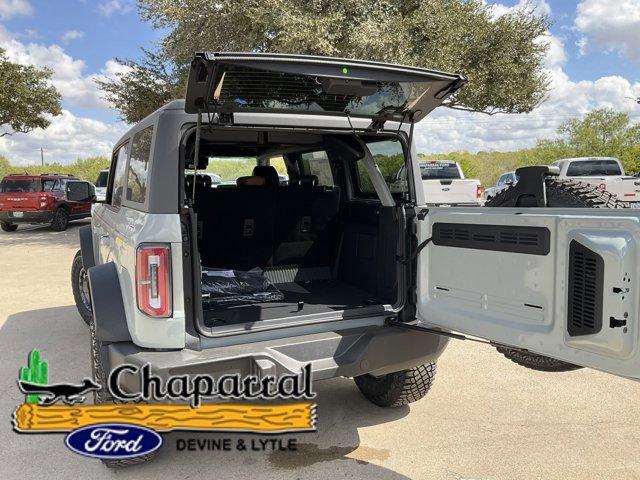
<box><xmin>202</xmin><ymin>279</ymin><xmax>385</xmax><ymax>327</ymax></box>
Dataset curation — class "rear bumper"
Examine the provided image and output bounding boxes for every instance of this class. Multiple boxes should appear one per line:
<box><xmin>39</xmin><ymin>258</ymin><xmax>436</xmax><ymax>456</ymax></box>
<box><xmin>0</xmin><ymin>210</ymin><xmax>53</xmax><ymax>223</ymax></box>
<box><xmin>108</xmin><ymin>324</ymin><xmax>449</xmax><ymax>392</ymax></box>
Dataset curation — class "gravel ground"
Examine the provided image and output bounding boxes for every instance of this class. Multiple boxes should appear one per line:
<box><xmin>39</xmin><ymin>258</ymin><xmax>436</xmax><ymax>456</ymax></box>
<box><xmin>1</xmin><ymin>221</ymin><xmax>639</xmax><ymax>480</ymax></box>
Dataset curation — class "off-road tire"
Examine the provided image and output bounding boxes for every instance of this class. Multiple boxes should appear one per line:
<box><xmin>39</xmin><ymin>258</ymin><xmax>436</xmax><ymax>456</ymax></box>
<box><xmin>494</xmin><ymin>345</ymin><xmax>583</xmax><ymax>372</ymax></box>
<box><xmin>0</xmin><ymin>222</ymin><xmax>18</xmax><ymax>232</ymax></box>
<box><xmin>71</xmin><ymin>250</ymin><xmax>92</xmax><ymax>325</ymax></box>
<box><xmin>89</xmin><ymin>314</ymin><xmax>158</xmax><ymax>467</ymax></box>
<box><xmin>50</xmin><ymin>207</ymin><xmax>69</xmax><ymax>231</ymax></box>
<box><xmin>486</xmin><ymin>178</ymin><xmax>628</xmax><ymax>372</ymax></box>
<box><xmin>354</xmin><ymin>363</ymin><xmax>436</xmax><ymax>408</ymax></box>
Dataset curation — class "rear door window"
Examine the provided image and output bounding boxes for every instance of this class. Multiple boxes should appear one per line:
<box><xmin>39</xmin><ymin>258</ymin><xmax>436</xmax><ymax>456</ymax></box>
<box><xmin>111</xmin><ymin>143</ymin><xmax>129</xmax><ymax>208</ymax></box>
<box><xmin>127</xmin><ymin>126</ymin><xmax>154</xmax><ymax>204</ymax></box>
<box><xmin>300</xmin><ymin>151</ymin><xmax>334</xmax><ymax>186</ymax></box>
<box><xmin>355</xmin><ymin>139</ymin><xmax>407</xmax><ymax>197</ymax></box>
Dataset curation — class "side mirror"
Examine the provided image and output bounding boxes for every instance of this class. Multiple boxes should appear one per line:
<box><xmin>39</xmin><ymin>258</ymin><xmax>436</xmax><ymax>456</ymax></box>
<box><xmin>67</xmin><ymin>181</ymin><xmax>95</xmax><ymax>202</ymax></box>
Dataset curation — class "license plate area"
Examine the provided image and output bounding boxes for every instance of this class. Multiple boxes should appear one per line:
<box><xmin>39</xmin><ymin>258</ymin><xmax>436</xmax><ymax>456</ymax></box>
<box><xmin>11</xmin><ymin>211</ymin><xmax>23</xmax><ymax>218</ymax></box>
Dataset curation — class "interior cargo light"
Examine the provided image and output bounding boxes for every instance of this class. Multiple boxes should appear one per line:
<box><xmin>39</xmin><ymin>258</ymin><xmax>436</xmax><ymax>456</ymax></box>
<box><xmin>136</xmin><ymin>244</ymin><xmax>172</xmax><ymax>318</ymax></box>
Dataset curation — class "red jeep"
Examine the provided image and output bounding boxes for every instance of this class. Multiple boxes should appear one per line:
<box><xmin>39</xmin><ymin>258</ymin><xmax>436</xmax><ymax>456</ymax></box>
<box><xmin>0</xmin><ymin>174</ymin><xmax>95</xmax><ymax>232</ymax></box>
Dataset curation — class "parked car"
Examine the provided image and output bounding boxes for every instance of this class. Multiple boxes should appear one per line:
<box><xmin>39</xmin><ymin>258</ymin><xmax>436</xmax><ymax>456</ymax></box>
<box><xmin>551</xmin><ymin>157</ymin><xmax>640</xmax><ymax>206</ymax></box>
<box><xmin>0</xmin><ymin>174</ymin><xmax>95</xmax><ymax>232</ymax></box>
<box><xmin>485</xmin><ymin>171</ymin><xmax>517</xmax><ymax>201</ymax></box>
<box><xmin>94</xmin><ymin>169</ymin><xmax>109</xmax><ymax>202</ymax></box>
<box><xmin>393</xmin><ymin>160</ymin><xmax>482</xmax><ymax>205</ymax></box>
<box><xmin>72</xmin><ymin>54</ymin><xmax>640</xmax><ymax>468</ymax></box>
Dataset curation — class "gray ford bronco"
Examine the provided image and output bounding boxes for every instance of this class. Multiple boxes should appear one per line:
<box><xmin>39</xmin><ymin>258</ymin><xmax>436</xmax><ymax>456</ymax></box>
<box><xmin>72</xmin><ymin>53</ymin><xmax>640</xmax><ymax>417</ymax></box>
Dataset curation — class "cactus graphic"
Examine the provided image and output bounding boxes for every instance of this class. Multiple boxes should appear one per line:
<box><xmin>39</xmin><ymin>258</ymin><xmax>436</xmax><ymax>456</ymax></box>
<box><xmin>19</xmin><ymin>350</ymin><xmax>48</xmax><ymax>404</ymax></box>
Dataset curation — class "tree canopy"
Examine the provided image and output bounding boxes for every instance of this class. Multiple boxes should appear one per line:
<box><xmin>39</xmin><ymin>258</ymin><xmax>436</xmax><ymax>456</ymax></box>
<box><xmin>537</xmin><ymin>108</ymin><xmax>640</xmax><ymax>172</ymax></box>
<box><xmin>100</xmin><ymin>0</ymin><xmax>551</xmax><ymax>123</ymax></box>
<box><xmin>0</xmin><ymin>48</ymin><xmax>62</xmax><ymax>137</ymax></box>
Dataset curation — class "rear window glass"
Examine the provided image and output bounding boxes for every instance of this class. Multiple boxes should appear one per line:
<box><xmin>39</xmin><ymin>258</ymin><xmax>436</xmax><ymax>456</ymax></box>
<box><xmin>300</xmin><ymin>151</ymin><xmax>334</xmax><ymax>186</ymax></box>
<box><xmin>0</xmin><ymin>178</ymin><xmax>42</xmax><ymax>193</ymax></box>
<box><xmin>127</xmin><ymin>126</ymin><xmax>154</xmax><ymax>203</ymax></box>
<box><xmin>420</xmin><ymin>162</ymin><xmax>461</xmax><ymax>179</ymax></box>
<box><xmin>566</xmin><ymin>160</ymin><xmax>622</xmax><ymax>176</ymax></box>
<box><xmin>212</xmin><ymin>64</ymin><xmax>436</xmax><ymax>119</ymax></box>
<box><xmin>95</xmin><ymin>171</ymin><xmax>109</xmax><ymax>188</ymax></box>
<box><xmin>355</xmin><ymin>139</ymin><xmax>407</xmax><ymax>197</ymax></box>
<box><xmin>111</xmin><ymin>143</ymin><xmax>129</xmax><ymax>207</ymax></box>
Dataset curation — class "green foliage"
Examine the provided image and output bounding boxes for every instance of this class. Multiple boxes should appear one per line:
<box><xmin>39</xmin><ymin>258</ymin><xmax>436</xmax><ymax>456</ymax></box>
<box><xmin>19</xmin><ymin>350</ymin><xmax>48</xmax><ymax>404</ymax></box>
<box><xmin>0</xmin><ymin>156</ymin><xmax>110</xmax><ymax>183</ymax></box>
<box><xmin>0</xmin><ymin>48</ymin><xmax>62</xmax><ymax>137</ymax></box>
<box><xmin>100</xmin><ymin>0</ymin><xmax>551</xmax><ymax>123</ymax></box>
<box><xmin>204</xmin><ymin>157</ymin><xmax>288</xmax><ymax>182</ymax></box>
<box><xmin>422</xmin><ymin>108</ymin><xmax>640</xmax><ymax>187</ymax></box>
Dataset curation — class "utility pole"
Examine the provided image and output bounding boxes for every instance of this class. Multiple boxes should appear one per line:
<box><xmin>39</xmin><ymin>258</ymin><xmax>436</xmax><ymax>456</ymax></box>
<box><xmin>40</xmin><ymin>147</ymin><xmax>44</xmax><ymax>166</ymax></box>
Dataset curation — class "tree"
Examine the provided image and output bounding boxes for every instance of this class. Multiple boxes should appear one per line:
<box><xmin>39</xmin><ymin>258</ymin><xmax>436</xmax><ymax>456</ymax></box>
<box><xmin>0</xmin><ymin>48</ymin><xmax>61</xmax><ymax>137</ymax></box>
<box><xmin>100</xmin><ymin>0</ymin><xmax>551</xmax><ymax>123</ymax></box>
<box><xmin>537</xmin><ymin>108</ymin><xmax>640</xmax><ymax>173</ymax></box>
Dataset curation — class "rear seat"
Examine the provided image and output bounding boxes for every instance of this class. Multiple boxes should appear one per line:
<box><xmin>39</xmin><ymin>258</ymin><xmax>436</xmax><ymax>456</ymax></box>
<box><xmin>199</xmin><ymin>167</ymin><xmax>278</xmax><ymax>270</ymax></box>
<box><xmin>199</xmin><ymin>169</ymin><xmax>341</xmax><ymax>272</ymax></box>
<box><xmin>274</xmin><ymin>175</ymin><xmax>341</xmax><ymax>268</ymax></box>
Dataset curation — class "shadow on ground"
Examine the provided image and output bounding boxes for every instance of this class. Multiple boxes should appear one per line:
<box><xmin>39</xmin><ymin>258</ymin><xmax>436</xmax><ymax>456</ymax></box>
<box><xmin>0</xmin><ymin>220</ymin><xmax>89</xmax><ymax>248</ymax></box>
<box><xmin>1</xmin><ymin>305</ymin><xmax>413</xmax><ymax>479</ymax></box>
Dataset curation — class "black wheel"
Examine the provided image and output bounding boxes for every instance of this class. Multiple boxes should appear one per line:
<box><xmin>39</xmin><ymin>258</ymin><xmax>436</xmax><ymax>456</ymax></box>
<box><xmin>486</xmin><ymin>178</ymin><xmax>628</xmax><ymax>372</ymax></box>
<box><xmin>354</xmin><ymin>363</ymin><xmax>436</xmax><ymax>408</ymax></box>
<box><xmin>1</xmin><ymin>222</ymin><xmax>18</xmax><ymax>232</ymax></box>
<box><xmin>89</xmin><ymin>308</ymin><xmax>158</xmax><ymax>467</ymax></box>
<box><xmin>71</xmin><ymin>250</ymin><xmax>92</xmax><ymax>325</ymax></box>
<box><xmin>51</xmin><ymin>207</ymin><xmax>69</xmax><ymax>231</ymax></box>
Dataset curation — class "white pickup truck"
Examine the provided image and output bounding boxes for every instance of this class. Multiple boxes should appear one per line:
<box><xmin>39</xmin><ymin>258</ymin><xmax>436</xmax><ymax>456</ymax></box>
<box><xmin>552</xmin><ymin>157</ymin><xmax>640</xmax><ymax>206</ymax></box>
<box><xmin>394</xmin><ymin>160</ymin><xmax>482</xmax><ymax>206</ymax></box>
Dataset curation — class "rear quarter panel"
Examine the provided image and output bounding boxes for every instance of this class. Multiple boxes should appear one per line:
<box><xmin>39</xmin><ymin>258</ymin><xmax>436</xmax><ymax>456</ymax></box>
<box><xmin>93</xmin><ymin>205</ymin><xmax>185</xmax><ymax>348</ymax></box>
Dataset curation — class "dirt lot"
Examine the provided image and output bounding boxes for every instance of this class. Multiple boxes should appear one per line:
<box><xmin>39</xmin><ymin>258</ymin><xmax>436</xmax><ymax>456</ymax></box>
<box><xmin>1</xmin><ymin>222</ymin><xmax>640</xmax><ymax>480</ymax></box>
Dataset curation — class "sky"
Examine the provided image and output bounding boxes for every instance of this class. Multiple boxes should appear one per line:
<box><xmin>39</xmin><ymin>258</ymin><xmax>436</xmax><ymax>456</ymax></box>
<box><xmin>0</xmin><ymin>0</ymin><xmax>639</xmax><ymax>165</ymax></box>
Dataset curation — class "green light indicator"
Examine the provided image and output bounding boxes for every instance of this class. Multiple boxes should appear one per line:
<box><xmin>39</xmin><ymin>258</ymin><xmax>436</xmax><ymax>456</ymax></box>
<box><xmin>342</xmin><ymin>67</ymin><xmax>348</xmax><ymax>74</ymax></box>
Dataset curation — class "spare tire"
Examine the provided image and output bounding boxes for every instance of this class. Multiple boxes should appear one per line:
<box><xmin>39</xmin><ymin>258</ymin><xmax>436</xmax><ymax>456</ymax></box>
<box><xmin>486</xmin><ymin>178</ymin><xmax>628</xmax><ymax>372</ymax></box>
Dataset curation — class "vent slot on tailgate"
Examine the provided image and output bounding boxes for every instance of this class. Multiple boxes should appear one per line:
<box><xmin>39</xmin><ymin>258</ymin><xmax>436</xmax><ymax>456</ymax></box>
<box><xmin>432</xmin><ymin>223</ymin><xmax>550</xmax><ymax>255</ymax></box>
<box><xmin>568</xmin><ymin>240</ymin><xmax>604</xmax><ymax>337</ymax></box>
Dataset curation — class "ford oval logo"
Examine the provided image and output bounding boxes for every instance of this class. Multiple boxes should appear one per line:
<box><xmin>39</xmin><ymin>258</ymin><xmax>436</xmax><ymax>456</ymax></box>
<box><xmin>64</xmin><ymin>423</ymin><xmax>162</xmax><ymax>460</ymax></box>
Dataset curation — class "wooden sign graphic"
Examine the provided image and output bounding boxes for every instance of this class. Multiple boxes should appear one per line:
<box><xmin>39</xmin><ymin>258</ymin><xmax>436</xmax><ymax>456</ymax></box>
<box><xmin>13</xmin><ymin>402</ymin><xmax>316</xmax><ymax>433</ymax></box>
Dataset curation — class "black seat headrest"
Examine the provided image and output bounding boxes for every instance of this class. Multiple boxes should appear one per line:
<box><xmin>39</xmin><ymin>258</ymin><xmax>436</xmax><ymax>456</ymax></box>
<box><xmin>252</xmin><ymin>166</ymin><xmax>280</xmax><ymax>187</ymax></box>
<box><xmin>186</xmin><ymin>174</ymin><xmax>212</xmax><ymax>190</ymax></box>
<box><xmin>297</xmin><ymin>175</ymin><xmax>319</xmax><ymax>187</ymax></box>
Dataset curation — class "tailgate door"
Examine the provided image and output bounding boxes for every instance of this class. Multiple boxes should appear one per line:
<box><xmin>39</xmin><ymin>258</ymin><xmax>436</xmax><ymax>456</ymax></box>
<box><xmin>417</xmin><ymin>206</ymin><xmax>640</xmax><ymax>379</ymax></box>
<box><xmin>185</xmin><ymin>52</ymin><xmax>466</xmax><ymax>124</ymax></box>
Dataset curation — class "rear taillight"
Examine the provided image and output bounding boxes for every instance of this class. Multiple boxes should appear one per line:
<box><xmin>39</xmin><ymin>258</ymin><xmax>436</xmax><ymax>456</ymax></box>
<box><xmin>39</xmin><ymin>194</ymin><xmax>48</xmax><ymax>208</ymax></box>
<box><xmin>136</xmin><ymin>244</ymin><xmax>172</xmax><ymax>317</ymax></box>
<box><xmin>476</xmin><ymin>185</ymin><xmax>483</xmax><ymax>200</ymax></box>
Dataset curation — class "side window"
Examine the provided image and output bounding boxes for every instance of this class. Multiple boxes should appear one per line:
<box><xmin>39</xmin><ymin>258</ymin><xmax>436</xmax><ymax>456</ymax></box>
<box><xmin>52</xmin><ymin>179</ymin><xmax>62</xmax><ymax>191</ymax></box>
<box><xmin>127</xmin><ymin>126</ymin><xmax>154</xmax><ymax>204</ymax></box>
<box><xmin>354</xmin><ymin>139</ymin><xmax>406</xmax><ymax>198</ymax></box>
<box><xmin>300</xmin><ymin>151</ymin><xmax>334</xmax><ymax>186</ymax></box>
<box><xmin>42</xmin><ymin>179</ymin><xmax>55</xmax><ymax>191</ymax></box>
<box><xmin>111</xmin><ymin>142</ymin><xmax>129</xmax><ymax>208</ymax></box>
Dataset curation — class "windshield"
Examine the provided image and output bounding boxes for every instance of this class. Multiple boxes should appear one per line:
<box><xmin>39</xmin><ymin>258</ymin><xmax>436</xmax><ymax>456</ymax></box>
<box><xmin>566</xmin><ymin>160</ymin><xmax>622</xmax><ymax>176</ymax></box>
<box><xmin>95</xmin><ymin>171</ymin><xmax>109</xmax><ymax>188</ymax></box>
<box><xmin>420</xmin><ymin>162</ymin><xmax>461</xmax><ymax>180</ymax></box>
<box><xmin>0</xmin><ymin>178</ymin><xmax>42</xmax><ymax>193</ymax></box>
